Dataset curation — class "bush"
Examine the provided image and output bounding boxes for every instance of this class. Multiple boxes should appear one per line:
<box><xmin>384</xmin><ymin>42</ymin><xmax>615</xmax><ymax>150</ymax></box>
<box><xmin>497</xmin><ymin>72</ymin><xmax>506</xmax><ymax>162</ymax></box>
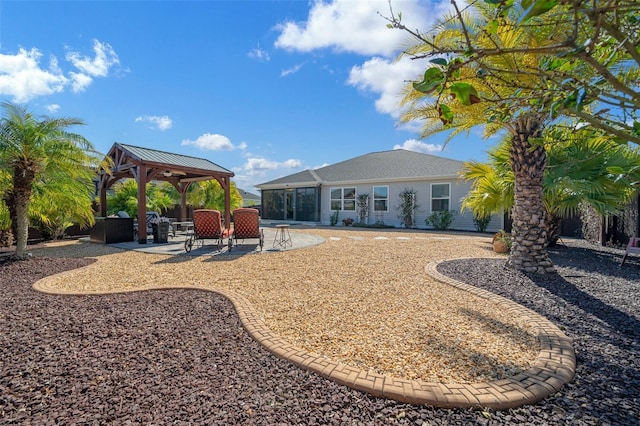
<box><xmin>473</xmin><ymin>214</ymin><xmax>491</xmax><ymax>233</ymax></box>
<box><xmin>425</xmin><ymin>210</ymin><xmax>456</xmax><ymax>230</ymax></box>
<box><xmin>330</xmin><ymin>210</ymin><xmax>339</xmax><ymax>226</ymax></box>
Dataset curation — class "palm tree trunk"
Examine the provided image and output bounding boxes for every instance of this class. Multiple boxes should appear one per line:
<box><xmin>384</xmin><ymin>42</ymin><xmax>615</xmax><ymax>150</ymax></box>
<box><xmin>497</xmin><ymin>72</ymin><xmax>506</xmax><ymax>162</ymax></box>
<box><xmin>508</xmin><ymin>118</ymin><xmax>555</xmax><ymax>273</ymax></box>
<box><xmin>545</xmin><ymin>214</ymin><xmax>562</xmax><ymax>247</ymax></box>
<box><xmin>13</xmin><ymin>167</ymin><xmax>34</xmax><ymax>259</ymax></box>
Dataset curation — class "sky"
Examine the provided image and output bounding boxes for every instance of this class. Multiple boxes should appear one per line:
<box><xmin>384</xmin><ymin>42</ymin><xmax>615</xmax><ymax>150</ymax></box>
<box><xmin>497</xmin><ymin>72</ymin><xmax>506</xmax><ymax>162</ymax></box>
<box><xmin>0</xmin><ymin>0</ymin><xmax>495</xmax><ymax>193</ymax></box>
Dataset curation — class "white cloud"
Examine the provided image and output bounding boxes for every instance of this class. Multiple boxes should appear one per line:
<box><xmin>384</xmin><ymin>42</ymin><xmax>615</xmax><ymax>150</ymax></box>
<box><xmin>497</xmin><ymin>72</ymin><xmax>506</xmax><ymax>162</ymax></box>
<box><xmin>248</xmin><ymin>47</ymin><xmax>270</xmax><ymax>62</ymax></box>
<box><xmin>0</xmin><ymin>39</ymin><xmax>120</xmax><ymax>102</ymax></box>
<box><xmin>69</xmin><ymin>71</ymin><xmax>93</xmax><ymax>93</ymax></box>
<box><xmin>46</xmin><ymin>104</ymin><xmax>61</xmax><ymax>113</ymax></box>
<box><xmin>347</xmin><ymin>56</ymin><xmax>424</xmax><ymax>117</ymax></box>
<box><xmin>65</xmin><ymin>39</ymin><xmax>119</xmax><ymax>77</ymax></box>
<box><xmin>394</xmin><ymin>139</ymin><xmax>443</xmax><ymax>153</ymax></box>
<box><xmin>274</xmin><ymin>0</ymin><xmax>432</xmax><ymax>57</ymax></box>
<box><xmin>181</xmin><ymin>133</ymin><xmax>246</xmax><ymax>151</ymax></box>
<box><xmin>135</xmin><ymin>115</ymin><xmax>173</xmax><ymax>131</ymax></box>
<box><xmin>281</xmin><ymin>63</ymin><xmax>304</xmax><ymax>77</ymax></box>
<box><xmin>0</xmin><ymin>48</ymin><xmax>68</xmax><ymax>102</ymax></box>
<box><xmin>237</xmin><ymin>156</ymin><xmax>302</xmax><ymax>176</ymax></box>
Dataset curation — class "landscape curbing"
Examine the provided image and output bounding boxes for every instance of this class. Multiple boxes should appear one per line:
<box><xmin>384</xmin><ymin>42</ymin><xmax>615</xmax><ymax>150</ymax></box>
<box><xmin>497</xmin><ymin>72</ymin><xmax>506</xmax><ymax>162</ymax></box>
<box><xmin>32</xmin><ymin>256</ymin><xmax>576</xmax><ymax>410</ymax></box>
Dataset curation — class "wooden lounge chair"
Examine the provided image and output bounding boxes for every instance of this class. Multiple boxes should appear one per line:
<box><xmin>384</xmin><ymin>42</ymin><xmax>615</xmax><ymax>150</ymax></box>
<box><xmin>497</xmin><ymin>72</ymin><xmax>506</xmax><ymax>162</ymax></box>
<box><xmin>184</xmin><ymin>209</ymin><xmax>228</xmax><ymax>252</ymax></box>
<box><xmin>620</xmin><ymin>236</ymin><xmax>640</xmax><ymax>266</ymax></box>
<box><xmin>229</xmin><ymin>208</ymin><xmax>264</xmax><ymax>252</ymax></box>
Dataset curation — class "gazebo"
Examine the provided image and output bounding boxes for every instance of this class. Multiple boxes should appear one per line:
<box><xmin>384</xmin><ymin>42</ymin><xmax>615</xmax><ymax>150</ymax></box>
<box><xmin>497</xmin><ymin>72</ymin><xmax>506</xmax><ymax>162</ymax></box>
<box><xmin>97</xmin><ymin>143</ymin><xmax>234</xmax><ymax>244</ymax></box>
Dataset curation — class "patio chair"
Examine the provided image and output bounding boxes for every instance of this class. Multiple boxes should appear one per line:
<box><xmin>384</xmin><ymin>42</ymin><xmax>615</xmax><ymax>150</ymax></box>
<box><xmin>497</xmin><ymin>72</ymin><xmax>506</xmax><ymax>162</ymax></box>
<box><xmin>620</xmin><ymin>236</ymin><xmax>640</xmax><ymax>266</ymax></box>
<box><xmin>184</xmin><ymin>209</ymin><xmax>228</xmax><ymax>252</ymax></box>
<box><xmin>229</xmin><ymin>208</ymin><xmax>264</xmax><ymax>252</ymax></box>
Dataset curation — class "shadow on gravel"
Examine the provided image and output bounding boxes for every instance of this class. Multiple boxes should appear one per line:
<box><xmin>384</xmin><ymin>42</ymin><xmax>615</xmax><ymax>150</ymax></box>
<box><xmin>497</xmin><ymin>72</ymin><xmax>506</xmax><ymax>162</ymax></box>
<box><xmin>549</xmin><ymin>243</ymin><xmax>640</xmax><ymax>276</ymax></box>
<box><xmin>525</xmin><ymin>272</ymin><xmax>640</xmax><ymax>345</ymax></box>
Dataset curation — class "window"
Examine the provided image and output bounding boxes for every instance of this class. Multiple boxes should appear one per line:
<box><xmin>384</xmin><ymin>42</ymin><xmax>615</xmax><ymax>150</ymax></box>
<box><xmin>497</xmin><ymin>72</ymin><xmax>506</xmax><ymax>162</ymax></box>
<box><xmin>431</xmin><ymin>183</ymin><xmax>450</xmax><ymax>211</ymax></box>
<box><xmin>330</xmin><ymin>187</ymin><xmax>356</xmax><ymax>211</ymax></box>
<box><xmin>373</xmin><ymin>186</ymin><xmax>388</xmax><ymax>212</ymax></box>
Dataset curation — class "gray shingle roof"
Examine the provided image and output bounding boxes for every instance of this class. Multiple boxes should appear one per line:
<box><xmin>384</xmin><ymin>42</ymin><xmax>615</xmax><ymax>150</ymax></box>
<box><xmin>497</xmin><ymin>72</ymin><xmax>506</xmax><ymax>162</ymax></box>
<box><xmin>238</xmin><ymin>189</ymin><xmax>261</xmax><ymax>201</ymax></box>
<box><xmin>257</xmin><ymin>149</ymin><xmax>464</xmax><ymax>187</ymax></box>
<box><xmin>118</xmin><ymin>143</ymin><xmax>232</xmax><ymax>174</ymax></box>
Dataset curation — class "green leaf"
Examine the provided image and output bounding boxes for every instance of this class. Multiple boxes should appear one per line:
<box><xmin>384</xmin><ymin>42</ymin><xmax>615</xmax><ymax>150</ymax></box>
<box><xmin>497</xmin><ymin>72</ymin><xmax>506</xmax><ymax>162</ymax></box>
<box><xmin>550</xmin><ymin>100</ymin><xmax>561</xmax><ymax>119</ymax></box>
<box><xmin>542</xmin><ymin>57</ymin><xmax>565</xmax><ymax>71</ymax></box>
<box><xmin>438</xmin><ymin>104</ymin><xmax>453</xmax><ymax>126</ymax></box>
<box><xmin>449</xmin><ymin>83</ymin><xmax>481</xmax><ymax>106</ymax></box>
<box><xmin>430</xmin><ymin>58</ymin><xmax>447</xmax><ymax>66</ymax></box>
<box><xmin>483</xmin><ymin>0</ymin><xmax>503</xmax><ymax>4</ymax></box>
<box><xmin>563</xmin><ymin>91</ymin><xmax>578</xmax><ymax>109</ymax></box>
<box><xmin>606</xmin><ymin>166</ymin><xmax>625</xmax><ymax>175</ymax></box>
<box><xmin>413</xmin><ymin>68</ymin><xmax>445</xmax><ymax>94</ymax></box>
<box><xmin>521</xmin><ymin>0</ymin><xmax>533</xmax><ymax>8</ymax></box>
<box><xmin>519</xmin><ymin>0</ymin><xmax>558</xmax><ymax>24</ymax></box>
<box><xmin>486</xmin><ymin>19</ymin><xmax>499</xmax><ymax>35</ymax></box>
<box><xmin>633</xmin><ymin>121</ymin><xmax>640</xmax><ymax>137</ymax></box>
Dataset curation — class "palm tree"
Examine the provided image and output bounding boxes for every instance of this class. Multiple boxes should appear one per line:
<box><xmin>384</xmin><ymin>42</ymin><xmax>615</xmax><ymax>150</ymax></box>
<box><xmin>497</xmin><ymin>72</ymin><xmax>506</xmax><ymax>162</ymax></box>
<box><xmin>0</xmin><ymin>102</ymin><xmax>103</xmax><ymax>259</ymax></box>
<box><xmin>462</xmin><ymin>127</ymin><xmax>640</xmax><ymax>245</ymax></box>
<box><xmin>107</xmin><ymin>180</ymin><xmax>177</xmax><ymax>216</ymax></box>
<box><xmin>187</xmin><ymin>179</ymin><xmax>243</xmax><ymax>211</ymax></box>
<box><xmin>29</xmin><ymin>175</ymin><xmax>97</xmax><ymax>240</ymax></box>
<box><xmin>396</xmin><ymin>3</ymin><xmax>581</xmax><ymax>273</ymax></box>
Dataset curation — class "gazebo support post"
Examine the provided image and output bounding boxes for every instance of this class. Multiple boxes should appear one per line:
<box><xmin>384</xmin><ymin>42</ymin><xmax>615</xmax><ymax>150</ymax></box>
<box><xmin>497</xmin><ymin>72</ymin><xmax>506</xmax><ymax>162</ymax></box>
<box><xmin>136</xmin><ymin>165</ymin><xmax>148</xmax><ymax>244</ymax></box>
<box><xmin>179</xmin><ymin>182</ymin><xmax>190</xmax><ymax>221</ymax></box>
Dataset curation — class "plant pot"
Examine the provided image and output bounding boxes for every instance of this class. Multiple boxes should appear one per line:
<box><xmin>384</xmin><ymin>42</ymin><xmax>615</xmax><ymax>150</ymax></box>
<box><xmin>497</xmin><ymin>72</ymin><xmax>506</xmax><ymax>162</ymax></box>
<box><xmin>493</xmin><ymin>240</ymin><xmax>509</xmax><ymax>253</ymax></box>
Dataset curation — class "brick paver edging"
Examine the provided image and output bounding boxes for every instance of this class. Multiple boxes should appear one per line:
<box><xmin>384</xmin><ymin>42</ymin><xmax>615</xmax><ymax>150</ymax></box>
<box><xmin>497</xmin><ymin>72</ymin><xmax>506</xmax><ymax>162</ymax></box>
<box><xmin>33</xmin><ymin>258</ymin><xmax>575</xmax><ymax>410</ymax></box>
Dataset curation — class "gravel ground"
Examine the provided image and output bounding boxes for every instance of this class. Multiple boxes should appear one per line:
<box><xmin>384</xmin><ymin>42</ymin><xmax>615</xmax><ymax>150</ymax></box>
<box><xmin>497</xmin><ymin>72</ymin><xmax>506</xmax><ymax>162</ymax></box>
<box><xmin>1</xmin><ymin>232</ymin><xmax>639</xmax><ymax>424</ymax></box>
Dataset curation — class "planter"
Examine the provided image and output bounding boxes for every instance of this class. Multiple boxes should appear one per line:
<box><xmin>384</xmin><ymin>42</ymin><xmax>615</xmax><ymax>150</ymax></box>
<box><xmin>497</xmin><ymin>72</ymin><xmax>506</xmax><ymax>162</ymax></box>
<box><xmin>152</xmin><ymin>222</ymin><xmax>170</xmax><ymax>244</ymax></box>
<box><xmin>90</xmin><ymin>217</ymin><xmax>134</xmax><ymax>244</ymax></box>
<box><xmin>493</xmin><ymin>240</ymin><xmax>509</xmax><ymax>253</ymax></box>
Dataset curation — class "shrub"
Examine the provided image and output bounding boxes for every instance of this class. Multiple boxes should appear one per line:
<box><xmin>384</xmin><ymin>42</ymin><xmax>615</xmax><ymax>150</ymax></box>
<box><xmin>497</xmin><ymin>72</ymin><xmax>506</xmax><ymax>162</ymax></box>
<box><xmin>425</xmin><ymin>210</ymin><xmax>456</xmax><ymax>230</ymax></box>
<box><xmin>473</xmin><ymin>214</ymin><xmax>491</xmax><ymax>233</ymax></box>
<box><xmin>330</xmin><ymin>210</ymin><xmax>339</xmax><ymax>226</ymax></box>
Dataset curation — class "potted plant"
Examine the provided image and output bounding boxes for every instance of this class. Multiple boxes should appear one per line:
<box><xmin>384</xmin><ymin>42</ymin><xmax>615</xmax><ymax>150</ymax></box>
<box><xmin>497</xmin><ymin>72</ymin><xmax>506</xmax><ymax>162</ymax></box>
<box><xmin>492</xmin><ymin>230</ymin><xmax>512</xmax><ymax>253</ymax></box>
<box><xmin>342</xmin><ymin>217</ymin><xmax>354</xmax><ymax>226</ymax></box>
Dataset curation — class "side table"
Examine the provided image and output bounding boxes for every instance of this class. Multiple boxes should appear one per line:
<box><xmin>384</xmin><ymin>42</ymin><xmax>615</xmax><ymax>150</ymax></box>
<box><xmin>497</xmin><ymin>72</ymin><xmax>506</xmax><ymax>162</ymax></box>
<box><xmin>273</xmin><ymin>224</ymin><xmax>292</xmax><ymax>249</ymax></box>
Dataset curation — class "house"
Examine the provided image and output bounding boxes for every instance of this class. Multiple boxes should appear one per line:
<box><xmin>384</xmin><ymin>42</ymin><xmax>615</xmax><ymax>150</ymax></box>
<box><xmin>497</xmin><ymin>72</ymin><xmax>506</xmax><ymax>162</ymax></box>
<box><xmin>239</xmin><ymin>189</ymin><xmax>261</xmax><ymax>208</ymax></box>
<box><xmin>256</xmin><ymin>149</ymin><xmax>503</xmax><ymax>231</ymax></box>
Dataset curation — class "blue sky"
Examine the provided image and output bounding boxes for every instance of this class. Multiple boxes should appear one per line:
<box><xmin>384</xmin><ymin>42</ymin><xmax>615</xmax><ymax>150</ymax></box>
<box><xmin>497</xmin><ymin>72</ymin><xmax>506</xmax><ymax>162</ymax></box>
<box><xmin>0</xmin><ymin>0</ymin><xmax>494</xmax><ymax>193</ymax></box>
